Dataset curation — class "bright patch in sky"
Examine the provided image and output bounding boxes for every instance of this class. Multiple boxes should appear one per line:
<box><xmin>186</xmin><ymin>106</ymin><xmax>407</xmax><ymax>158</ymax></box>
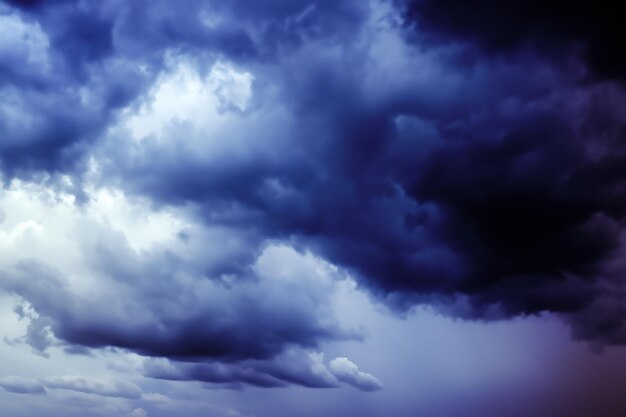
<box><xmin>126</xmin><ymin>59</ymin><xmax>253</xmax><ymax>142</ymax></box>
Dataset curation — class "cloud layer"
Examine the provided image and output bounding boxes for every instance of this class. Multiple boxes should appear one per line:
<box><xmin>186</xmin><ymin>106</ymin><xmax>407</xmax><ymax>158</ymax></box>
<box><xmin>1</xmin><ymin>2</ymin><xmax>626</xmax><ymax>412</ymax></box>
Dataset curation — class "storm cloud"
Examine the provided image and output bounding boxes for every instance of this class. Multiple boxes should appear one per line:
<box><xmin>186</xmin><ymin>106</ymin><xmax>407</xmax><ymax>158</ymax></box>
<box><xmin>400</xmin><ymin>0</ymin><xmax>626</xmax><ymax>81</ymax></box>
<box><xmin>143</xmin><ymin>350</ymin><xmax>378</xmax><ymax>390</ymax></box>
<box><xmin>90</xmin><ymin>0</ymin><xmax>626</xmax><ymax>342</ymax></box>
<box><xmin>0</xmin><ymin>219</ymin><xmax>357</xmax><ymax>362</ymax></box>
<box><xmin>1</xmin><ymin>2</ymin><xmax>626</xmax><ymax>411</ymax></box>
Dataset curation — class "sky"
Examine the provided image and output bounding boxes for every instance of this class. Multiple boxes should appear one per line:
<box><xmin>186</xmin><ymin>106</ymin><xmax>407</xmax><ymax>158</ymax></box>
<box><xmin>1</xmin><ymin>0</ymin><xmax>626</xmax><ymax>416</ymax></box>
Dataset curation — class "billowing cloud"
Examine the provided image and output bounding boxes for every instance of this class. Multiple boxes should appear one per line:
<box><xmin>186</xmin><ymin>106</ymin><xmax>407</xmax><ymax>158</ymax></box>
<box><xmin>0</xmin><ymin>0</ymin><xmax>367</xmax><ymax>178</ymax></box>
<box><xmin>1</xmin><ymin>4</ymin><xmax>626</xmax><ymax>417</ymax></box>
<box><xmin>329</xmin><ymin>357</ymin><xmax>383</xmax><ymax>391</ymax></box>
<box><xmin>399</xmin><ymin>0</ymin><xmax>626</xmax><ymax>81</ymax></box>
<box><xmin>144</xmin><ymin>350</ymin><xmax>340</xmax><ymax>389</ymax></box>
<box><xmin>145</xmin><ymin>350</ymin><xmax>382</xmax><ymax>391</ymax></box>
<box><xmin>87</xmin><ymin>0</ymin><xmax>626</xmax><ymax>346</ymax></box>
<box><xmin>0</xmin><ymin>181</ymin><xmax>360</xmax><ymax>391</ymax></box>
<box><xmin>2</xmin><ymin>241</ymin><xmax>357</xmax><ymax>359</ymax></box>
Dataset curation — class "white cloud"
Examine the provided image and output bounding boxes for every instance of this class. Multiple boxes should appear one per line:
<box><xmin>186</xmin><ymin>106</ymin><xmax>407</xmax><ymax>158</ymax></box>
<box><xmin>329</xmin><ymin>357</ymin><xmax>383</xmax><ymax>391</ymax></box>
<box><xmin>125</xmin><ymin>58</ymin><xmax>253</xmax><ymax>142</ymax></box>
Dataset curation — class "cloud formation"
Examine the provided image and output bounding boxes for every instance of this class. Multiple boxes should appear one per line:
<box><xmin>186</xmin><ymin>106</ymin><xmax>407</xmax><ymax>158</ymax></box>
<box><xmin>0</xmin><ymin>377</ymin><xmax>46</xmax><ymax>395</ymax></box>
<box><xmin>0</xmin><ymin>182</ymin><xmax>364</xmax><ymax>391</ymax></box>
<box><xmin>0</xmin><ymin>187</ymin><xmax>357</xmax><ymax>362</ymax></box>
<box><xmin>329</xmin><ymin>357</ymin><xmax>383</xmax><ymax>391</ymax></box>
<box><xmin>1</xmin><ymin>3</ymin><xmax>626</xmax><ymax>410</ymax></box>
<box><xmin>400</xmin><ymin>0</ymin><xmax>626</xmax><ymax>81</ymax></box>
<box><xmin>87</xmin><ymin>0</ymin><xmax>626</xmax><ymax>343</ymax></box>
<box><xmin>145</xmin><ymin>350</ymin><xmax>382</xmax><ymax>391</ymax></box>
<box><xmin>41</xmin><ymin>376</ymin><xmax>142</xmax><ymax>399</ymax></box>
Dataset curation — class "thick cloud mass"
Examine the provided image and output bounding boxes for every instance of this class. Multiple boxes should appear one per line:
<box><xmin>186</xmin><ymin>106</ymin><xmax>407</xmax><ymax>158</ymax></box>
<box><xmin>401</xmin><ymin>0</ymin><xmax>626</xmax><ymax>81</ymax></box>
<box><xmin>2</xmin><ymin>0</ymin><xmax>626</xmax><ymax>395</ymax></box>
<box><xmin>143</xmin><ymin>349</ymin><xmax>381</xmax><ymax>391</ymax></box>
<box><xmin>0</xmin><ymin>184</ymin><xmax>363</xmax><ymax>390</ymax></box>
<box><xmin>2</xmin><ymin>239</ymin><xmax>354</xmax><ymax>361</ymax></box>
<box><xmin>100</xmin><ymin>21</ymin><xmax>626</xmax><ymax>332</ymax></box>
<box><xmin>0</xmin><ymin>0</ymin><xmax>366</xmax><ymax>177</ymax></box>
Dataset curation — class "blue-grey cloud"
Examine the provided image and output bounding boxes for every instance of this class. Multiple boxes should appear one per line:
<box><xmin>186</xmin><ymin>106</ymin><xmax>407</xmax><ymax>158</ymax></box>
<box><xmin>0</xmin><ymin>0</ymin><xmax>366</xmax><ymax>179</ymax></box>
<box><xmin>144</xmin><ymin>350</ymin><xmax>340</xmax><ymax>389</ymax></box>
<box><xmin>0</xmin><ymin>377</ymin><xmax>46</xmax><ymax>395</ymax></box>
<box><xmin>41</xmin><ymin>376</ymin><xmax>142</xmax><ymax>399</ymax></box>
<box><xmin>1</xmin><ymin>241</ymin><xmax>356</xmax><ymax>362</ymax></box>
<box><xmin>2</xmin><ymin>0</ymin><xmax>626</xmax><ymax>378</ymax></box>
<box><xmin>329</xmin><ymin>357</ymin><xmax>383</xmax><ymax>391</ymax></box>
<box><xmin>145</xmin><ymin>350</ymin><xmax>382</xmax><ymax>392</ymax></box>
<box><xmin>96</xmin><ymin>9</ymin><xmax>626</xmax><ymax>342</ymax></box>
<box><xmin>0</xmin><ymin>203</ymin><xmax>361</xmax><ymax>389</ymax></box>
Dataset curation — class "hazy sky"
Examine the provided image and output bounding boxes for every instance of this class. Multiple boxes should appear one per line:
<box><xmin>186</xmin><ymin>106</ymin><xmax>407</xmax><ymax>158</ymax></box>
<box><xmin>1</xmin><ymin>1</ymin><xmax>626</xmax><ymax>416</ymax></box>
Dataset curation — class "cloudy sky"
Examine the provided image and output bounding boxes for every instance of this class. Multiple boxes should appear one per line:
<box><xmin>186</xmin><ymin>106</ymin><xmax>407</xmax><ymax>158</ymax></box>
<box><xmin>1</xmin><ymin>0</ymin><xmax>626</xmax><ymax>416</ymax></box>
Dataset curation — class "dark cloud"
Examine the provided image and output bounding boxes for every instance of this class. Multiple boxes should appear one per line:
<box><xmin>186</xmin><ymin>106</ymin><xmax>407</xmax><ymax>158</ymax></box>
<box><xmin>95</xmin><ymin>1</ymin><xmax>626</xmax><ymax>346</ymax></box>
<box><xmin>108</xmin><ymin>32</ymin><xmax>623</xmax><ymax>302</ymax></box>
<box><xmin>400</xmin><ymin>0</ymin><xmax>626</xmax><ymax>81</ymax></box>
<box><xmin>0</xmin><ymin>233</ymin><xmax>357</xmax><ymax>378</ymax></box>
<box><xmin>0</xmin><ymin>6</ymin><xmax>146</xmax><ymax>177</ymax></box>
<box><xmin>2</xmin><ymin>0</ymin><xmax>71</xmax><ymax>10</ymax></box>
<box><xmin>0</xmin><ymin>0</ymin><xmax>367</xmax><ymax>179</ymax></box>
<box><xmin>2</xmin><ymin>0</ymin><xmax>626</xmax><ymax>367</ymax></box>
<box><xmin>144</xmin><ymin>350</ymin><xmax>340</xmax><ymax>389</ymax></box>
<box><xmin>145</xmin><ymin>350</ymin><xmax>381</xmax><ymax>391</ymax></box>
<box><xmin>0</xmin><ymin>216</ymin><xmax>361</xmax><ymax>392</ymax></box>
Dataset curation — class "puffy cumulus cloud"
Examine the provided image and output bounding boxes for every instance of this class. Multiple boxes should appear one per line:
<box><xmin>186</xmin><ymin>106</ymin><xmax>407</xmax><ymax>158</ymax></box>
<box><xmin>0</xmin><ymin>377</ymin><xmax>46</xmax><ymax>395</ymax></box>
<box><xmin>0</xmin><ymin>180</ymin><xmax>361</xmax><ymax>389</ymax></box>
<box><xmin>329</xmin><ymin>357</ymin><xmax>383</xmax><ymax>392</ymax></box>
<box><xmin>90</xmin><ymin>50</ymin><xmax>254</xmax><ymax>152</ymax></box>
<box><xmin>124</xmin><ymin>59</ymin><xmax>254</xmax><ymax>143</ymax></box>
<box><xmin>1</xmin><ymin>243</ymin><xmax>356</xmax><ymax>360</ymax></box>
